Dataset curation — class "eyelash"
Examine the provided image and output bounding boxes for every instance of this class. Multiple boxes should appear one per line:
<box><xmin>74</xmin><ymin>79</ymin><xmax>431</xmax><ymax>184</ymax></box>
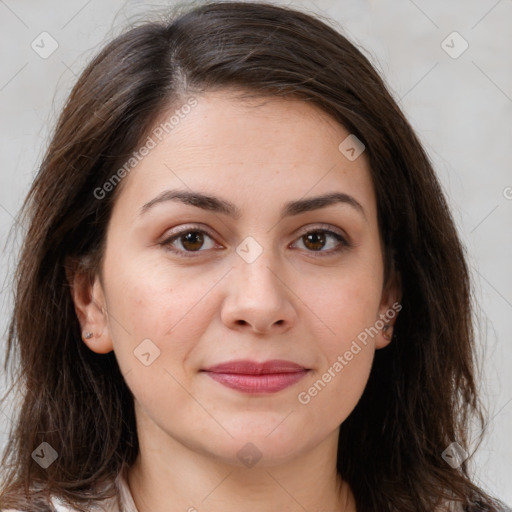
<box><xmin>159</xmin><ymin>224</ymin><xmax>350</xmax><ymax>259</ymax></box>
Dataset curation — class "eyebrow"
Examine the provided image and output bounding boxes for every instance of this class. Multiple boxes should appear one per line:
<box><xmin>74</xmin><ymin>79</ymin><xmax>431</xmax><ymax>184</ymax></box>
<box><xmin>140</xmin><ymin>189</ymin><xmax>366</xmax><ymax>220</ymax></box>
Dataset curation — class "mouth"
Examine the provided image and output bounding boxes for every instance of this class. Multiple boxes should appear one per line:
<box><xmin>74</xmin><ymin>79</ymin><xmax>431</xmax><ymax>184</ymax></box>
<box><xmin>201</xmin><ymin>359</ymin><xmax>310</xmax><ymax>394</ymax></box>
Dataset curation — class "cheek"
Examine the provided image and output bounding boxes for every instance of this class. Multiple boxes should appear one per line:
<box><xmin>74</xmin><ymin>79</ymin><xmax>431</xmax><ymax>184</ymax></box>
<box><xmin>296</xmin><ymin>345</ymin><xmax>374</xmax><ymax>432</ymax></box>
<box><xmin>103</xmin><ymin>250</ymin><xmax>220</xmax><ymax>378</ymax></box>
<box><xmin>292</xmin><ymin>258</ymin><xmax>382</xmax><ymax>415</ymax></box>
<box><xmin>298</xmin><ymin>262</ymin><xmax>384</xmax><ymax>352</ymax></box>
<box><xmin>296</xmin><ymin>294</ymin><xmax>377</xmax><ymax>426</ymax></box>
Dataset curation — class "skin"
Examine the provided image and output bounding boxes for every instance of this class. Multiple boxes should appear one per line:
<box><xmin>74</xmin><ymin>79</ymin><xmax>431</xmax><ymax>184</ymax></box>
<box><xmin>71</xmin><ymin>89</ymin><xmax>400</xmax><ymax>512</ymax></box>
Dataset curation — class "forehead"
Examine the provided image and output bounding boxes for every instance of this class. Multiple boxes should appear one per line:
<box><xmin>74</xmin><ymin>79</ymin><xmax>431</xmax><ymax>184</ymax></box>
<box><xmin>111</xmin><ymin>90</ymin><xmax>377</xmax><ymax>223</ymax></box>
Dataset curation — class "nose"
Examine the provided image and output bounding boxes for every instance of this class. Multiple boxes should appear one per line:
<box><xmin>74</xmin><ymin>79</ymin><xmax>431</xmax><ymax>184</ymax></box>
<box><xmin>220</xmin><ymin>251</ymin><xmax>297</xmax><ymax>335</ymax></box>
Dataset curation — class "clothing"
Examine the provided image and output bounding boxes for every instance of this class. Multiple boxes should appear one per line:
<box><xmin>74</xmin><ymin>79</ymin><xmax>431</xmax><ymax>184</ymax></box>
<box><xmin>1</xmin><ymin>467</ymin><xmax>139</xmax><ymax>512</ymax></box>
<box><xmin>3</xmin><ymin>476</ymin><xmax>508</xmax><ymax>512</ymax></box>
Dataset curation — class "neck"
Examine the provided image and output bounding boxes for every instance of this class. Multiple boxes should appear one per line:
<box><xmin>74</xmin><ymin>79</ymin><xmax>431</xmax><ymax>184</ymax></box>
<box><xmin>126</xmin><ymin>409</ymin><xmax>355</xmax><ymax>512</ymax></box>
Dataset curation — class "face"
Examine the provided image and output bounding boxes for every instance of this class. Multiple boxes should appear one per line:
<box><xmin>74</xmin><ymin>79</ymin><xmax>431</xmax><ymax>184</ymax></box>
<box><xmin>74</xmin><ymin>89</ymin><xmax>400</xmax><ymax>467</ymax></box>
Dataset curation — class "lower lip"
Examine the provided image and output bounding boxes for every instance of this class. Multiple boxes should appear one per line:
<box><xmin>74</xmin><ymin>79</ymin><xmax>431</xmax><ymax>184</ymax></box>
<box><xmin>204</xmin><ymin>370</ymin><xmax>309</xmax><ymax>394</ymax></box>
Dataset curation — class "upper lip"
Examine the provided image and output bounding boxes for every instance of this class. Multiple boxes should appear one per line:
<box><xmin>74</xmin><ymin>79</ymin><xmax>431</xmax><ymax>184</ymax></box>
<box><xmin>202</xmin><ymin>359</ymin><xmax>307</xmax><ymax>374</ymax></box>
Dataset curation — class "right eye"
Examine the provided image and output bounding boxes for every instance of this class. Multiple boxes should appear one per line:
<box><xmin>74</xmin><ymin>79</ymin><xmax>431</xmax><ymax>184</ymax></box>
<box><xmin>159</xmin><ymin>226</ymin><xmax>222</xmax><ymax>258</ymax></box>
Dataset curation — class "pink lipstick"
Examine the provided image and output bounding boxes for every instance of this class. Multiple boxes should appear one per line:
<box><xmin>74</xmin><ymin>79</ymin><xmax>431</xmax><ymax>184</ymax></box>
<box><xmin>201</xmin><ymin>359</ymin><xmax>309</xmax><ymax>394</ymax></box>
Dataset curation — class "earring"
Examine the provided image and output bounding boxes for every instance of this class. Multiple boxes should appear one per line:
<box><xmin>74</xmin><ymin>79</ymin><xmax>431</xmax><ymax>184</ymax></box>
<box><xmin>83</xmin><ymin>331</ymin><xmax>94</xmax><ymax>340</ymax></box>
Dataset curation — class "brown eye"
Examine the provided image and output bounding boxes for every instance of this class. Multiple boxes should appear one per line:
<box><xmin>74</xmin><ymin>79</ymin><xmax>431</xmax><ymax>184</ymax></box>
<box><xmin>160</xmin><ymin>227</ymin><xmax>218</xmax><ymax>257</ymax></box>
<box><xmin>302</xmin><ymin>231</ymin><xmax>327</xmax><ymax>251</ymax></box>
<box><xmin>160</xmin><ymin>225</ymin><xmax>349</xmax><ymax>259</ymax></box>
<box><xmin>180</xmin><ymin>231</ymin><xmax>205</xmax><ymax>251</ymax></box>
<box><xmin>291</xmin><ymin>228</ymin><xmax>349</xmax><ymax>257</ymax></box>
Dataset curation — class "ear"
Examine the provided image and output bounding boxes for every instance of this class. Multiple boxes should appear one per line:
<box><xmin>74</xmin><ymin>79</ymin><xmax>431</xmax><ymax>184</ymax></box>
<box><xmin>375</xmin><ymin>266</ymin><xmax>402</xmax><ymax>350</ymax></box>
<box><xmin>65</xmin><ymin>256</ymin><xmax>113</xmax><ymax>354</ymax></box>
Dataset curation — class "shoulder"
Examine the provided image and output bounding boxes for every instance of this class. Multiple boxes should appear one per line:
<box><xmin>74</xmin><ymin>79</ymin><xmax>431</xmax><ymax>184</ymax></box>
<box><xmin>114</xmin><ymin>467</ymin><xmax>139</xmax><ymax>512</ymax></box>
<box><xmin>48</xmin><ymin>485</ymin><xmax>123</xmax><ymax>512</ymax></box>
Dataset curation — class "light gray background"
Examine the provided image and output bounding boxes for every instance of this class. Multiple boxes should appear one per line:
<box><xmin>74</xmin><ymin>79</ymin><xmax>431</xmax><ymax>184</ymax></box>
<box><xmin>1</xmin><ymin>0</ymin><xmax>511</xmax><ymax>506</ymax></box>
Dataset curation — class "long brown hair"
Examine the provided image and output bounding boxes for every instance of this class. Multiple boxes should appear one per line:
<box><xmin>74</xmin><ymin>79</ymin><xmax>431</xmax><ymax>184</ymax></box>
<box><xmin>0</xmin><ymin>1</ymin><xmax>506</xmax><ymax>511</ymax></box>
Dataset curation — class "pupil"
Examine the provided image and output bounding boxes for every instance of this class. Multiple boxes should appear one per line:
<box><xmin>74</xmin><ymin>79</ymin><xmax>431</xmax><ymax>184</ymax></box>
<box><xmin>305</xmin><ymin>232</ymin><xmax>325</xmax><ymax>251</ymax></box>
<box><xmin>182</xmin><ymin>232</ymin><xmax>204</xmax><ymax>251</ymax></box>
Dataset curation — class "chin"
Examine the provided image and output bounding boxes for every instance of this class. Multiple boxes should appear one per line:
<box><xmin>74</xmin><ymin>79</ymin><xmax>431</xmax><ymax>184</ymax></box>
<box><xmin>201</xmin><ymin>425</ymin><xmax>316</xmax><ymax>468</ymax></box>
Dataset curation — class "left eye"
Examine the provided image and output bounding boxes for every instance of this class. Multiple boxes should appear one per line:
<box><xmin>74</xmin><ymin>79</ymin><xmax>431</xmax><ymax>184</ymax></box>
<box><xmin>161</xmin><ymin>229</ymin><xmax>218</xmax><ymax>256</ymax></box>
<box><xmin>160</xmin><ymin>226</ymin><xmax>348</xmax><ymax>258</ymax></box>
<box><xmin>291</xmin><ymin>229</ymin><xmax>348</xmax><ymax>255</ymax></box>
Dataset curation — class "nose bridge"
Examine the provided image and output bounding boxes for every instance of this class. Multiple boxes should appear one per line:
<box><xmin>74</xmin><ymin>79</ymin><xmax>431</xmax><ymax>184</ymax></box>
<box><xmin>221</xmin><ymin>235</ymin><xmax>296</xmax><ymax>333</ymax></box>
<box><xmin>235</xmin><ymin>236</ymin><xmax>284</xmax><ymax>299</ymax></box>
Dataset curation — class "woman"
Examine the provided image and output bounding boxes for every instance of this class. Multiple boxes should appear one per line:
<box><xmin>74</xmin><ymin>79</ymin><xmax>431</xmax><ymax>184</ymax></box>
<box><xmin>0</xmin><ymin>1</ymin><xmax>508</xmax><ymax>511</ymax></box>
